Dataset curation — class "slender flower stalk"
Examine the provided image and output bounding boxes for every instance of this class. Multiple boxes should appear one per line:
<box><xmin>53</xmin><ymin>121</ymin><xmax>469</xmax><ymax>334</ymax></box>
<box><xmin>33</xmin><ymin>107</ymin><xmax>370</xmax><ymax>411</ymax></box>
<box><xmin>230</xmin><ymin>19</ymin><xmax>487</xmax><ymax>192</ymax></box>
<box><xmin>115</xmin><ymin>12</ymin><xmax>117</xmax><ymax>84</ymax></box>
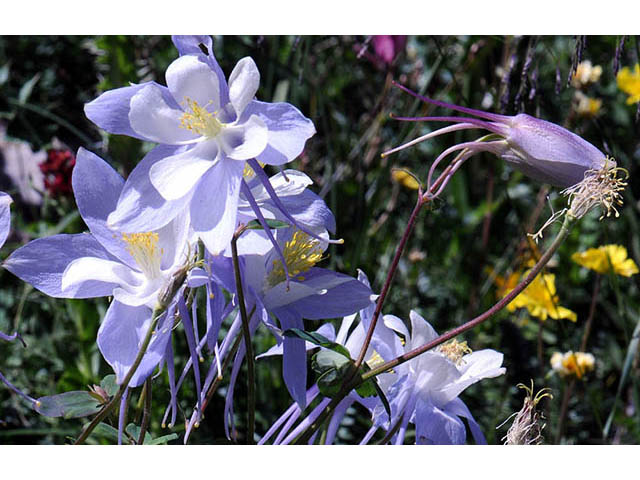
<box><xmin>137</xmin><ymin>378</ymin><xmax>153</xmax><ymax>445</ymax></box>
<box><xmin>231</xmin><ymin>224</ymin><xmax>256</xmax><ymax>444</ymax></box>
<box><xmin>354</xmin><ymin>193</ymin><xmax>425</xmax><ymax>369</ymax></box>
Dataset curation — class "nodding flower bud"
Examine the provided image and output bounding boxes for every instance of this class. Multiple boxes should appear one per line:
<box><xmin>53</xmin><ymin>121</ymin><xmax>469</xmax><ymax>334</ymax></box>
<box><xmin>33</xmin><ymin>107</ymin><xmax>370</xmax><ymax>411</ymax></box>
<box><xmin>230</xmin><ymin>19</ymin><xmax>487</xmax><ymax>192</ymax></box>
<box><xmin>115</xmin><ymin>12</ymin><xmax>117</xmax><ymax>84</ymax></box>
<box><xmin>501</xmin><ymin>113</ymin><xmax>609</xmax><ymax>188</ymax></box>
<box><xmin>383</xmin><ymin>82</ymin><xmax>612</xmax><ymax>194</ymax></box>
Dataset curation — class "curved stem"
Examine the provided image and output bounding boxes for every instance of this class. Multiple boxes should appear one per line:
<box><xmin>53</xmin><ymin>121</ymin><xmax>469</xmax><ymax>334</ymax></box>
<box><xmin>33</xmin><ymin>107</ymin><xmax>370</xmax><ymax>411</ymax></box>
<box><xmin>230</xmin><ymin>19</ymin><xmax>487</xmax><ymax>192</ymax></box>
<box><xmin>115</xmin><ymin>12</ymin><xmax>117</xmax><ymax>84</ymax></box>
<box><xmin>74</xmin><ymin>307</ymin><xmax>165</xmax><ymax>445</ymax></box>
<box><xmin>137</xmin><ymin>378</ymin><xmax>152</xmax><ymax>445</ymax></box>
<box><xmin>231</xmin><ymin>226</ymin><xmax>256</xmax><ymax>444</ymax></box>
<box><xmin>354</xmin><ymin>194</ymin><xmax>425</xmax><ymax>368</ymax></box>
<box><xmin>362</xmin><ymin>214</ymin><xmax>574</xmax><ymax>380</ymax></box>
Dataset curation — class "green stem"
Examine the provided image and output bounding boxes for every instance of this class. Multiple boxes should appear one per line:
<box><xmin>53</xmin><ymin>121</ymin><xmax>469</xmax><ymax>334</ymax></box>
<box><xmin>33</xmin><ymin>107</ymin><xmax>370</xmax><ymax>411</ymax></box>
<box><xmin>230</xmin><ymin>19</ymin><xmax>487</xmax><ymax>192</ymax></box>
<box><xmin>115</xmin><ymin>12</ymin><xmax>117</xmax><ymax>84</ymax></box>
<box><xmin>73</xmin><ymin>307</ymin><xmax>165</xmax><ymax>445</ymax></box>
<box><xmin>231</xmin><ymin>226</ymin><xmax>256</xmax><ymax>444</ymax></box>
<box><xmin>603</xmin><ymin>311</ymin><xmax>640</xmax><ymax>439</ymax></box>
<box><xmin>137</xmin><ymin>378</ymin><xmax>152</xmax><ymax>445</ymax></box>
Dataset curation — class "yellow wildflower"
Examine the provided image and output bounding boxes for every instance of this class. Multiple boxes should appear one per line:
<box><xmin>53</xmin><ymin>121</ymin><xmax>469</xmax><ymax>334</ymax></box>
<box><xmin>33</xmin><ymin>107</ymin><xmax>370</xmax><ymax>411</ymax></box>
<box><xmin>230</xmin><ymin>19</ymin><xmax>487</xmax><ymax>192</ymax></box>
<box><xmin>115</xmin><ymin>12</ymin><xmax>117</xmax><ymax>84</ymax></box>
<box><xmin>571</xmin><ymin>244</ymin><xmax>639</xmax><ymax>277</ymax></box>
<box><xmin>571</xmin><ymin>60</ymin><xmax>602</xmax><ymax>89</ymax></box>
<box><xmin>391</xmin><ymin>168</ymin><xmax>420</xmax><ymax>190</ymax></box>
<box><xmin>506</xmin><ymin>271</ymin><xmax>577</xmax><ymax>322</ymax></box>
<box><xmin>573</xmin><ymin>91</ymin><xmax>602</xmax><ymax>117</ymax></box>
<box><xmin>550</xmin><ymin>351</ymin><xmax>595</xmax><ymax>379</ymax></box>
<box><xmin>617</xmin><ymin>64</ymin><xmax>640</xmax><ymax>104</ymax></box>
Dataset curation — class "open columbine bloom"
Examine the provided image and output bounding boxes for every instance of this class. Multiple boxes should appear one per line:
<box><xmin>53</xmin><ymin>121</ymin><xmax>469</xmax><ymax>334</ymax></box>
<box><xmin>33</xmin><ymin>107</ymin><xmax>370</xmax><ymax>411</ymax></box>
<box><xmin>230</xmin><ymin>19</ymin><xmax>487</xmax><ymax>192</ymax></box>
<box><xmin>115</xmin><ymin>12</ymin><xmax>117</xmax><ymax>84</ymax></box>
<box><xmin>85</xmin><ymin>35</ymin><xmax>315</xmax><ymax>255</ymax></box>
<box><xmin>4</xmin><ymin>149</ymin><xmax>192</xmax><ymax>387</ymax></box>
<box><xmin>371</xmin><ymin>311</ymin><xmax>505</xmax><ymax>444</ymax></box>
<box><xmin>383</xmin><ymin>83</ymin><xmax>612</xmax><ymax>193</ymax></box>
<box><xmin>200</xmin><ymin>224</ymin><xmax>374</xmax><ymax>409</ymax></box>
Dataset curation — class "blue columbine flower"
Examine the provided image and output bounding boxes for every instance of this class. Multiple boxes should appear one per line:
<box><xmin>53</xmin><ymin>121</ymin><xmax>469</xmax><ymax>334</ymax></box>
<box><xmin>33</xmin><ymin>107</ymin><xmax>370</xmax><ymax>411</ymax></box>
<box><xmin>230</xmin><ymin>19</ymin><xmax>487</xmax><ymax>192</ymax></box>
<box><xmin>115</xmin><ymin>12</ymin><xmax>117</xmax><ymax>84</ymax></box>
<box><xmin>208</xmin><ymin>225</ymin><xmax>374</xmax><ymax>409</ymax></box>
<box><xmin>371</xmin><ymin>310</ymin><xmax>506</xmax><ymax>444</ymax></box>
<box><xmin>384</xmin><ymin>84</ymin><xmax>612</xmax><ymax>192</ymax></box>
<box><xmin>85</xmin><ymin>35</ymin><xmax>315</xmax><ymax>255</ymax></box>
<box><xmin>3</xmin><ymin>149</ymin><xmax>193</xmax><ymax>387</ymax></box>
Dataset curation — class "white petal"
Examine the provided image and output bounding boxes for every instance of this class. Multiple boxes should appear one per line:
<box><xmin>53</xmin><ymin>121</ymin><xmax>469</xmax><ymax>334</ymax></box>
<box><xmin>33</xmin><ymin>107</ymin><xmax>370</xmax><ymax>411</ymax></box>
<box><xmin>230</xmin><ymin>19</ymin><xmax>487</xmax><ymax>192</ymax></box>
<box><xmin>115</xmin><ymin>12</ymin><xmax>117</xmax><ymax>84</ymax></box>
<box><xmin>61</xmin><ymin>257</ymin><xmax>137</xmax><ymax>293</ymax></box>
<box><xmin>249</xmin><ymin>169</ymin><xmax>313</xmax><ymax>203</ymax></box>
<box><xmin>262</xmin><ymin>281</ymin><xmax>319</xmax><ymax>310</ymax></box>
<box><xmin>383</xmin><ymin>314</ymin><xmax>410</xmax><ymax>340</ymax></box>
<box><xmin>149</xmin><ymin>142</ymin><xmax>218</xmax><ymax>201</ymax></box>
<box><xmin>228</xmin><ymin>57</ymin><xmax>260</xmax><ymax>116</ymax></box>
<box><xmin>166</xmin><ymin>55</ymin><xmax>221</xmax><ymax>111</ymax></box>
<box><xmin>129</xmin><ymin>84</ymin><xmax>197</xmax><ymax>144</ymax></box>
<box><xmin>113</xmin><ymin>283</ymin><xmax>161</xmax><ymax>308</ymax></box>
<box><xmin>219</xmin><ymin>115</ymin><xmax>268</xmax><ymax>160</ymax></box>
<box><xmin>409</xmin><ymin>310</ymin><xmax>439</xmax><ymax>351</ymax></box>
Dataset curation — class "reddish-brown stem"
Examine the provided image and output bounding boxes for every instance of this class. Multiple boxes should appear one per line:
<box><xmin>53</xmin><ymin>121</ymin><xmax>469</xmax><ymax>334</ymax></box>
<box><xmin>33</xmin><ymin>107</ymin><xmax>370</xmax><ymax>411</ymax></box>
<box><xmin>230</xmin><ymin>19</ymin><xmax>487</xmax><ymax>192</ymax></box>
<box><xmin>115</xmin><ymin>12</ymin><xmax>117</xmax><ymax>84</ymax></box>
<box><xmin>362</xmin><ymin>214</ymin><xmax>573</xmax><ymax>381</ymax></box>
<box><xmin>354</xmin><ymin>194</ymin><xmax>425</xmax><ymax>368</ymax></box>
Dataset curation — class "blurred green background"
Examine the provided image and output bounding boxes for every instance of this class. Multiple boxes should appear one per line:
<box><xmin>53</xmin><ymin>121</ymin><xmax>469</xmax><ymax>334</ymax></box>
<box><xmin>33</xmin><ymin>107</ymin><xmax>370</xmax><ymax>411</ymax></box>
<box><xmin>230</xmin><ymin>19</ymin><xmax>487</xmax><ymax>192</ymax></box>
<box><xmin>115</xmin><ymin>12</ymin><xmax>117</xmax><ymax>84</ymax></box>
<box><xmin>1</xmin><ymin>35</ymin><xmax>639</xmax><ymax>444</ymax></box>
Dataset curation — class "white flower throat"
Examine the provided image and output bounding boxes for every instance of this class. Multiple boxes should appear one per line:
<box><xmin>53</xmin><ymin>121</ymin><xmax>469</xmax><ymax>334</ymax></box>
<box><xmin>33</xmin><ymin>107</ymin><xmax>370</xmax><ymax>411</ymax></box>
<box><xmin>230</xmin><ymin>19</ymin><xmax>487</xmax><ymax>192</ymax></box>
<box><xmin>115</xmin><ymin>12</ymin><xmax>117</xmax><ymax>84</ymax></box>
<box><xmin>122</xmin><ymin>232</ymin><xmax>163</xmax><ymax>279</ymax></box>
<box><xmin>179</xmin><ymin>97</ymin><xmax>225</xmax><ymax>139</ymax></box>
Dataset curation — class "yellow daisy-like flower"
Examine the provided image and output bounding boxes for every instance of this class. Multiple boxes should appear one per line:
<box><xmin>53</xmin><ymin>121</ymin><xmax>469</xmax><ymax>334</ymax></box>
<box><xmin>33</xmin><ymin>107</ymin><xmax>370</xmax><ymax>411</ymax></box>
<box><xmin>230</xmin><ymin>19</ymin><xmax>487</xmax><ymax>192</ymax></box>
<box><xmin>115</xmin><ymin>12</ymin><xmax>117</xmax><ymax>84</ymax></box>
<box><xmin>617</xmin><ymin>64</ymin><xmax>640</xmax><ymax>105</ymax></box>
<box><xmin>391</xmin><ymin>168</ymin><xmax>420</xmax><ymax>190</ymax></box>
<box><xmin>550</xmin><ymin>351</ymin><xmax>595</xmax><ymax>379</ymax></box>
<box><xmin>571</xmin><ymin>244</ymin><xmax>639</xmax><ymax>277</ymax></box>
<box><xmin>506</xmin><ymin>271</ymin><xmax>577</xmax><ymax>322</ymax></box>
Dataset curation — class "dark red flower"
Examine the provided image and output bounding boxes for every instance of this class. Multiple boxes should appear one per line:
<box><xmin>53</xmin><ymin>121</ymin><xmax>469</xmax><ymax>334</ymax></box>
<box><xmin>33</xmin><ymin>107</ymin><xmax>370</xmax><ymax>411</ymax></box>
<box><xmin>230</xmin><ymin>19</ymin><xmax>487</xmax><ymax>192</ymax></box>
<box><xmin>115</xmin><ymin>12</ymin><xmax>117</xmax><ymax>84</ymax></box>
<box><xmin>40</xmin><ymin>148</ymin><xmax>76</xmax><ymax>196</ymax></box>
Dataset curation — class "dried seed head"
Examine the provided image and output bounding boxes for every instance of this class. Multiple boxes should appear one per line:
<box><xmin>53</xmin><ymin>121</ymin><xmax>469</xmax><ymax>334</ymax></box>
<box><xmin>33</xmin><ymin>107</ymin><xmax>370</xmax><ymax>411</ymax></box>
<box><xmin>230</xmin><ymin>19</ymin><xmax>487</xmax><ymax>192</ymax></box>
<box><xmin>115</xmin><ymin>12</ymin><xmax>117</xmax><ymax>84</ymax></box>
<box><xmin>501</xmin><ymin>381</ymin><xmax>552</xmax><ymax>445</ymax></box>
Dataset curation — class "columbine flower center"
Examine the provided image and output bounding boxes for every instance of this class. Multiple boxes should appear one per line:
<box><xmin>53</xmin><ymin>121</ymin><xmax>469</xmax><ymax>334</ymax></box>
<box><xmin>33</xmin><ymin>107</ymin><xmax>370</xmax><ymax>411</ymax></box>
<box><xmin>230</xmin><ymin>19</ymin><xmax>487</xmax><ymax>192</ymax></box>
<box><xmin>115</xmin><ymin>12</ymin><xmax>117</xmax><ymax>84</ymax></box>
<box><xmin>266</xmin><ymin>230</ymin><xmax>324</xmax><ymax>287</ymax></box>
<box><xmin>179</xmin><ymin>97</ymin><xmax>224</xmax><ymax>138</ymax></box>
<box><xmin>437</xmin><ymin>339</ymin><xmax>472</xmax><ymax>365</ymax></box>
<box><xmin>122</xmin><ymin>232</ymin><xmax>163</xmax><ymax>279</ymax></box>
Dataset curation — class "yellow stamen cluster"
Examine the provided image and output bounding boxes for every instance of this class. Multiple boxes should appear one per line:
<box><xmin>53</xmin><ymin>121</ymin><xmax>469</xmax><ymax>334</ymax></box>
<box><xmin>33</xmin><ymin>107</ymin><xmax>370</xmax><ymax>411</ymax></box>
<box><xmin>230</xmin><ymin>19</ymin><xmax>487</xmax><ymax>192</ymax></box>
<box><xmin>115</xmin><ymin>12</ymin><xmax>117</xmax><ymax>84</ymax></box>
<box><xmin>122</xmin><ymin>232</ymin><xmax>162</xmax><ymax>278</ymax></box>
<box><xmin>437</xmin><ymin>339</ymin><xmax>472</xmax><ymax>365</ymax></box>
<box><xmin>563</xmin><ymin>160</ymin><xmax>628</xmax><ymax>220</ymax></box>
<box><xmin>179</xmin><ymin>97</ymin><xmax>223</xmax><ymax>138</ymax></box>
<box><xmin>366</xmin><ymin>350</ymin><xmax>385</xmax><ymax>370</ymax></box>
<box><xmin>266</xmin><ymin>230</ymin><xmax>325</xmax><ymax>287</ymax></box>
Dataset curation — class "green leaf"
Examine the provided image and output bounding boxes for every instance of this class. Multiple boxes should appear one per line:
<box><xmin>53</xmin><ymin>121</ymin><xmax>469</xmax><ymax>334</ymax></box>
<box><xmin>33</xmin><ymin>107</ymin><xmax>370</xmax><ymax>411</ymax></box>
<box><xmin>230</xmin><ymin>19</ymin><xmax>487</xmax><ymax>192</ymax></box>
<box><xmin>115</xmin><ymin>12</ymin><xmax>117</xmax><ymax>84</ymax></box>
<box><xmin>284</xmin><ymin>328</ymin><xmax>351</xmax><ymax>358</ymax></box>
<box><xmin>18</xmin><ymin>73</ymin><xmax>40</xmax><ymax>104</ymax></box>
<box><xmin>311</xmin><ymin>349</ymin><xmax>354</xmax><ymax>398</ymax></box>
<box><xmin>148</xmin><ymin>433</ymin><xmax>179</xmax><ymax>445</ymax></box>
<box><xmin>355</xmin><ymin>378</ymin><xmax>377</xmax><ymax>398</ymax></box>
<box><xmin>35</xmin><ymin>391</ymin><xmax>101</xmax><ymax>419</ymax></box>
<box><xmin>100</xmin><ymin>374</ymin><xmax>118</xmax><ymax>397</ymax></box>
<box><xmin>245</xmin><ymin>219</ymin><xmax>290</xmax><ymax>231</ymax></box>
<box><xmin>90</xmin><ymin>422</ymin><xmax>119</xmax><ymax>443</ymax></box>
<box><xmin>372</xmin><ymin>378</ymin><xmax>392</xmax><ymax>421</ymax></box>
